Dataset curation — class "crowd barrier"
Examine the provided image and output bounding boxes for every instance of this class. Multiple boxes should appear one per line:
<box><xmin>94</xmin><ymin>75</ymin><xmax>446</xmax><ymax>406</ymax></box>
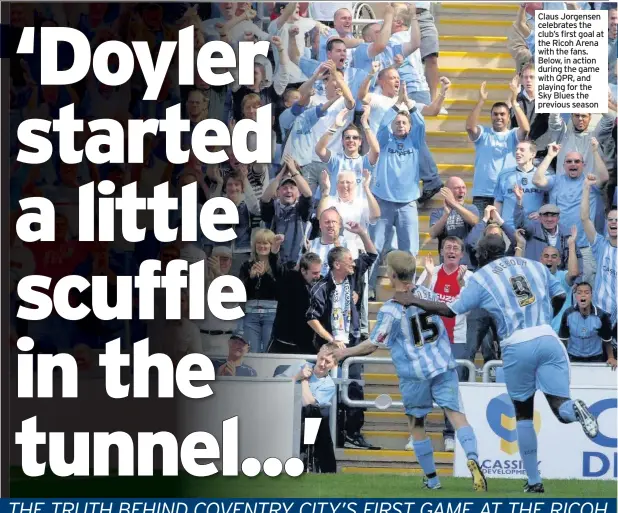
<box><xmin>482</xmin><ymin>360</ymin><xmax>618</xmax><ymax>386</ymax></box>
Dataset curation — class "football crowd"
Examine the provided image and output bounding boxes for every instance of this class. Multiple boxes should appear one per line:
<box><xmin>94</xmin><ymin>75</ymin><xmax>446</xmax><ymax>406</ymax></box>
<box><xmin>7</xmin><ymin>1</ymin><xmax>618</xmax><ymax>462</ymax></box>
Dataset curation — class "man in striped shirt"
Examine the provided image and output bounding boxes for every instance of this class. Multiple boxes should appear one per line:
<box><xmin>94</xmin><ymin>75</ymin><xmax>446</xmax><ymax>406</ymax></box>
<box><xmin>408</xmin><ymin>235</ymin><xmax>600</xmax><ymax>494</ymax></box>
<box><xmin>335</xmin><ymin>251</ymin><xmax>487</xmax><ymax>492</ymax></box>
<box><xmin>581</xmin><ymin>174</ymin><xmax>617</xmax><ymax>358</ymax></box>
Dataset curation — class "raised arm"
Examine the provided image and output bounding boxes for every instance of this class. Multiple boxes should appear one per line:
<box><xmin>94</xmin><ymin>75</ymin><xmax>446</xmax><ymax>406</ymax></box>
<box><xmin>566</xmin><ymin>225</ymin><xmax>579</xmax><ymax>285</ymax></box>
<box><xmin>361</xmin><ymin>105</ymin><xmax>380</xmax><ymax>165</ymax></box>
<box><xmin>316</xmin><ymin>171</ymin><xmax>333</xmax><ymax>219</ymax></box>
<box><xmin>532</xmin><ymin>143</ymin><xmax>560</xmax><ymax>188</ymax></box>
<box><xmin>590</xmin><ymin>137</ymin><xmax>609</xmax><ymax>185</ymax></box>
<box><xmin>420</xmin><ymin>77</ymin><xmax>451</xmax><ymax>117</ymax></box>
<box><xmin>274</xmin><ymin>2</ymin><xmax>298</xmax><ymax>29</ymax></box>
<box><xmin>509</xmin><ymin>75</ymin><xmax>530</xmax><ymax>140</ymax></box>
<box><xmin>466</xmin><ymin>82</ymin><xmax>488</xmax><ymax>141</ymax></box>
<box><xmin>283</xmin><ymin>155</ymin><xmax>312</xmax><ymax>198</ymax></box>
<box><xmin>580</xmin><ymin>174</ymin><xmax>598</xmax><ymax>245</ymax></box>
<box><xmin>400</xmin><ymin>3</ymin><xmax>421</xmax><ymax>56</ymax></box>
<box><xmin>359</xmin><ymin>61</ymin><xmax>380</xmax><ymax>104</ymax></box>
<box><xmin>315</xmin><ymin>108</ymin><xmax>349</xmax><ymax>162</ymax></box>
<box><xmin>368</xmin><ymin>3</ymin><xmax>395</xmax><ymax>58</ymax></box>
<box><xmin>362</xmin><ymin>170</ymin><xmax>381</xmax><ymax>222</ymax></box>
<box><xmin>327</xmin><ymin>61</ymin><xmax>355</xmax><ymax>110</ymax></box>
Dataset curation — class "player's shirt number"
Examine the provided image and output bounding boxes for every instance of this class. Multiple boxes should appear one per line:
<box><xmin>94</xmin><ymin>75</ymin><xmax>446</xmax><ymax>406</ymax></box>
<box><xmin>409</xmin><ymin>313</ymin><xmax>439</xmax><ymax>348</ymax></box>
<box><xmin>510</xmin><ymin>275</ymin><xmax>536</xmax><ymax>307</ymax></box>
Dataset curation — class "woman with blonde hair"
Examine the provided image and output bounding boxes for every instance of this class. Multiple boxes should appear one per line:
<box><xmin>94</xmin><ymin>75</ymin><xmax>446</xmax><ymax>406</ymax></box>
<box><xmin>238</xmin><ymin>229</ymin><xmax>285</xmax><ymax>353</ymax></box>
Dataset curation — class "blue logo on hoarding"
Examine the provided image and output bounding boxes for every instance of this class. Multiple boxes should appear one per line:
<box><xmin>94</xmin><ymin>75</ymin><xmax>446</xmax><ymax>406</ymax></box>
<box><xmin>583</xmin><ymin>398</ymin><xmax>617</xmax><ymax>478</ymax></box>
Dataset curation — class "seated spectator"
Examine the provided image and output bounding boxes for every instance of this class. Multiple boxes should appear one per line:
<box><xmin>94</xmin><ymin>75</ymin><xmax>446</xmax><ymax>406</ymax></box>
<box><xmin>269</xmin><ymin>252</ymin><xmax>323</xmax><ymax>354</ymax></box>
<box><xmin>494</xmin><ymin>141</ymin><xmax>546</xmax><ymax>230</ymax></box>
<box><xmin>515</xmin><ymin>227</ymin><xmax>580</xmax><ymax>332</ymax></box>
<box><xmin>239</xmin><ymin>230</ymin><xmax>285</xmax><ymax>353</ymax></box>
<box><xmin>559</xmin><ymin>283</ymin><xmax>616</xmax><ymax>368</ymax></box>
<box><xmin>415</xmin><ymin>237</ymin><xmax>473</xmax><ymax>452</ymax></box>
<box><xmin>277</xmin><ymin>342</ymin><xmax>340</xmax><ymax>473</ymax></box>
<box><xmin>214</xmin><ymin>335</ymin><xmax>258</xmax><ymax>376</ymax></box>
<box><xmin>581</xmin><ymin>175</ymin><xmax>618</xmax><ymax>340</ymax></box>
<box><xmin>260</xmin><ymin>156</ymin><xmax>313</xmax><ymax>269</ymax></box>
<box><xmin>466</xmin><ymin>81</ymin><xmax>530</xmax><ymax>213</ymax></box>
<box><xmin>533</xmin><ymin>141</ymin><xmax>609</xmax><ymax>282</ymax></box>
<box><xmin>430</xmin><ymin>177</ymin><xmax>480</xmax><ymax>266</ymax></box>
<box><xmin>514</xmin><ymin>200</ymin><xmax>582</xmax><ymax>271</ymax></box>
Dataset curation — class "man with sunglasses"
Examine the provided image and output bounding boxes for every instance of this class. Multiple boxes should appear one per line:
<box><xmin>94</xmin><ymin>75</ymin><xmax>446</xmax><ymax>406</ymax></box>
<box><xmin>533</xmin><ymin>140</ymin><xmax>609</xmax><ymax>282</ymax></box>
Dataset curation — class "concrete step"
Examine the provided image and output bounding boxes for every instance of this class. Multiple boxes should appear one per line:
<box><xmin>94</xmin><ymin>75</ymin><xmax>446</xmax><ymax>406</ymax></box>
<box><xmin>438</xmin><ymin>35</ymin><xmax>509</xmax><ymax>52</ymax></box>
<box><xmin>438</xmin><ymin>3</ymin><xmax>519</xmax><ymax>15</ymax></box>
<box><xmin>424</xmin><ymin>115</ymin><xmax>488</xmax><ymax>133</ymax></box>
<box><xmin>427</xmin><ymin>146</ymin><xmax>475</xmax><ymax>164</ymax></box>
<box><xmin>439</xmin><ymin>66</ymin><xmax>516</xmax><ymax>80</ymax></box>
<box><xmin>439</xmin><ymin>51</ymin><xmax>514</xmax><ymax>70</ymax></box>
<box><xmin>437</xmin><ymin>18</ymin><xmax>514</xmax><ymax>37</ymax></box>
<box><xmin>447</xmin><ymin>81</ymin><xmax>510</xmax><ymax>101</ymax></box>
<box><xmin>437</xmin><ymin>163</ymin><xmax>475</xmax><ymax>176</ymax></box>
<box><xmin>341</xmin><ymin>466</ymin><xmax>453</xmax><ymax>476</ymax></box>
<box><xmin>336</xmin><ymin>448</ymin><xmax>453</xmax><ymax>466</ymax></box>
<box><xmin>426</xmin><ymin>130</ymin><xmax>473</xmax><ymax>147</ymax></box>
<box><xmin>362</xmin><ymin>430</ymin><xmax>445</xmax><ymax>451</ymax></box>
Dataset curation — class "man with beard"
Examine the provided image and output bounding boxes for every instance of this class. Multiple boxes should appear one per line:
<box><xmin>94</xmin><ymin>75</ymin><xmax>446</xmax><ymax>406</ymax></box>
<box><xmin>581</xmin><ymin>174</ymin><xmax>617</xmax><ymax>359</ymax></box>
<box><xmin>430</xmin><ymin>177</ymin><xmax>479</xmax><ymax>267</ymax></box>
<box><xmin>260</xmin><ymin>158</ymin><xmax>313</xmax><ymax>270</ymax></box>
<box><xmin>268</xmin><ymin>252</ymin><xmax>323</xmax><ymax>354</ymax></box>
<box><xmin>406</xmin><ymin>234</ymin><xmax>599</xmax><ymax>494</ymax></box>
<box><xmin>466</xmin><ymin>81</ymin><xmax>530</xmax><ymax>213</ymax></box>
<box><xmin>533</xmin><ymin>141</ymin><xmax>609</xmax><ymax>282</ymax></box>
<box><xmin>494</xmin><ymin>141</ymin><xmax>546</xmax><ymax>230</ymax></box>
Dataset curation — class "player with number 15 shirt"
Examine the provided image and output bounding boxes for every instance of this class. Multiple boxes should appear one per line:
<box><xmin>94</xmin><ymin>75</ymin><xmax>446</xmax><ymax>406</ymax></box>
<box><xmin>334</xmin><ymin>250</ymin><xmax>487</xmax><ymax>492</ymax></box>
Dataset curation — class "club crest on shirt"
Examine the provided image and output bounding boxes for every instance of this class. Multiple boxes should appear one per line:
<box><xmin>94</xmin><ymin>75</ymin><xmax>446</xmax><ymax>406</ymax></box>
<box><xmin>444</xmin><ymin>284</ymin><xmax>450</xmax><ymax>293</ymax></box>
<box><xmin>521</xmin><ymin>177</ymin><xmax>528</xmax><ymax>186</ymax></box>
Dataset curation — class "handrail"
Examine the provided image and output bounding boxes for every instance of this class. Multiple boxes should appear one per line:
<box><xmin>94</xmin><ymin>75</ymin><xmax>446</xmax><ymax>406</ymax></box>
<box><xmin>481</xmin><ymin>360</ymin><xmax>504</xmax><ymax>383</ymax></box>
<box><xmin>481</xmin><ymin>360</ymin><xmax>617</xmax><ymax>383</ymax></box>
<box><xmin>340</xmin><ymin>357</ymin><xmax>477</xmax><ymax>409</ymax></box>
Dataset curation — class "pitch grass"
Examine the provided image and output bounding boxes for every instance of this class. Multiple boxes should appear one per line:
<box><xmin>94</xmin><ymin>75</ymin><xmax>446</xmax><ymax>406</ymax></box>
<box><xmin>9</xmin><ymin>473</ymin><xmax>618</xmax><ymax>498</ymax></box>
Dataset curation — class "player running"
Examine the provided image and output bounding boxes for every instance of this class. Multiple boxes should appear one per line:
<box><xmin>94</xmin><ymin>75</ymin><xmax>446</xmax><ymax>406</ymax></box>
<box><xmin>407</xmin><ymin>234</ymin><xmax>599</xmax><ymax>493</ymax></box>
<box><xmin>335</xmin><ymin>250</ymin><xmax>487</xmax><ymax>492</ymax></box>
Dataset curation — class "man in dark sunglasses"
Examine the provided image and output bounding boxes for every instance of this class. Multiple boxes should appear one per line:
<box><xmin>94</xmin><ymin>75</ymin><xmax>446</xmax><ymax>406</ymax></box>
<box><xmin>533</xmin><ymin>140</ymin><xmax>609</xmax><ymax>283</ymax></box>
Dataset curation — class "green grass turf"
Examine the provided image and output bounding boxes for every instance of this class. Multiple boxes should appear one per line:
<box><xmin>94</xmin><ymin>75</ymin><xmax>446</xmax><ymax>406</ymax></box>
<box><xmin>9</xmin><ymin>473</ymin><xmax>618</xmax><ymax>498</ymax></box>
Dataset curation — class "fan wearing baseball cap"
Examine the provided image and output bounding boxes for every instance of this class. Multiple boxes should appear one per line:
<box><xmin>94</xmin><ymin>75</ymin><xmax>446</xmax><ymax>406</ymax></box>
<box><xmin>213</xmin><ymin>335</ymin><xmax>257</xmax><ymax>377</ymax></box>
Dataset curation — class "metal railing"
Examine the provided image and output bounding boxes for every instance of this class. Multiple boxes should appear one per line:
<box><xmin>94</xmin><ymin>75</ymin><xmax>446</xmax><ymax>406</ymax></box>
<box><xmin>340</xmin><ymin>357</ymin><xmax>478</xmax><ymax>409</ymax></box>
<box><xmin>481</xmin><ymin>360</ymin><xmax>618</xmax><ymax>383</ymax></box>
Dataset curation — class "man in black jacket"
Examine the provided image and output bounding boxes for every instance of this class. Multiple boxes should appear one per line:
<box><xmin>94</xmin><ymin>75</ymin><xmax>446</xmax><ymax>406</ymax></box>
<box><xmin>268</xmin><ymin>252</ymin><xmax>323</xmax><ymax>354</ymax></box>
<box><xmin>306</xmin><ymin>222</ymin><xmax>378</xmax><ymax>449</ymax></box>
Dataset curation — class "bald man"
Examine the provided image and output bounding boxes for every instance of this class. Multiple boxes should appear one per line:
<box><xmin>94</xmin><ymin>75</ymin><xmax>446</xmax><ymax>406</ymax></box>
<box><xmin>429</xmin><ymin>176</ymin><xmax>480</xmax><ymax>266</ymax></box>
<box><xmin>533</xmin><ymin>141</ymin><xmax>609</xmax><ymax>282</ymax></box>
